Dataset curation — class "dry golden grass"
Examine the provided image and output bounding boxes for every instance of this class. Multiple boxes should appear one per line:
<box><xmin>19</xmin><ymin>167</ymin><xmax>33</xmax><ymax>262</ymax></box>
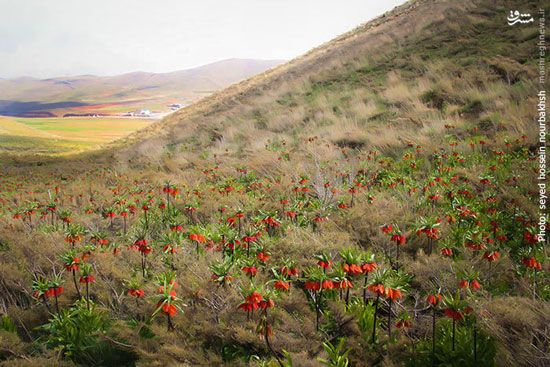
<box><xmin>0</xmin><ymin>0</ymin><xmax>546</xmax><ymax>366</ymax></box>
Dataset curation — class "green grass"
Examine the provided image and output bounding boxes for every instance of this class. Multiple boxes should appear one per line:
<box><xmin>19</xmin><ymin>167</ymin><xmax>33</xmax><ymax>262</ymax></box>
<box><xmin>0</xmin><ymin>117</ymin><xmax>153</xmax><ymax>154</ymax></box>
<box><xmin>0</xmin><ymin>134</ymin><xmax>96</xmax><ymax>154</ymax></box>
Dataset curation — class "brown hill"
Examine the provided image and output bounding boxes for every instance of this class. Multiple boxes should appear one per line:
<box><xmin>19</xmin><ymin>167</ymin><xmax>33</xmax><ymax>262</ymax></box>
<box><xmin>0</xmin><ymin>58</ymin><xmax>284</xmax><ymax>116</ymax></box>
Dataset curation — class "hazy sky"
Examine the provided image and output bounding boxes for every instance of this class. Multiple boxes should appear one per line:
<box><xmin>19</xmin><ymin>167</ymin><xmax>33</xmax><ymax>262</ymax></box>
<box><xmin>0</xmin><ymin>0</ymin><xmax>406</xmax><ymax>78</ymax></box>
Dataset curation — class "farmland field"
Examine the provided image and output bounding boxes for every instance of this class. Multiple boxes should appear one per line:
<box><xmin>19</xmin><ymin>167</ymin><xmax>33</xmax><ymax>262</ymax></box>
<box><xmin>0</xmin><ymin>116</ymin><xmax>153</xmax><ymax>154</ymax></box>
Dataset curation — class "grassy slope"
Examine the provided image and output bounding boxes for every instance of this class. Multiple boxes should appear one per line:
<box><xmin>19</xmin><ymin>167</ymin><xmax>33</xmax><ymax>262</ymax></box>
<box><xmin>0</xmin><ymin>0</ymin><xmax>548</xmax><ymax>366</ymax></box>
<box><xmin>102</xmin><ymin>0</ymin><xmax>539</xmax><ymax>168</ymax></box>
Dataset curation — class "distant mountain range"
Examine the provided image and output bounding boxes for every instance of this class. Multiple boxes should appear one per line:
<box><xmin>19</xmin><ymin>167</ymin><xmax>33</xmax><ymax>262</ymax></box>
<box><xmin>0</xmin><ymin>58</ymin><xmax>284</xmax><ymax>117</ymax></box>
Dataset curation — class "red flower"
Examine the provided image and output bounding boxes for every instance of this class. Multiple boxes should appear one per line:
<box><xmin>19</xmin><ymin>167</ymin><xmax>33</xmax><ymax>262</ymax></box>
<box><xmin>334</xmin><ymin>280</ymin><xmax>353</xmax><ymax>289</ymax></box>
<box><xmin>317</xmin><ymin>260</ymin><xmax>333</xmax><ymax>269</ymax></box>
<box><xmin>305</xmin><ymin>281</ymin><xmax>321</xmax><ymax>291</ymax></box>
<box><xmin>128</xmin><ymin>289</ymin><xmax>144</xmax><ymax>298</ymax></box>
<box><xmin>52</xmin><ymin>286</ymin><xmax>64</xmax><ymax>296</ymax></box>
<box><xmin>257</xmin><ymin>252</ymin><xmax>271</xmax><ymax>263</ymax></box>
<box><xmin>444</xmin><ymin>309</ymin><xmax>464</xmax><ymax>321</ymax></box>
<box><xmin>44</xmin><ymin>288</ymin><xmax>55</xmax><ymax>298</ymax></box>
<box><xmin>189</xmin><ymin>234</ymin><xmax>206</xmax><ymax>243</ymax></box>
<box><xmin>522</xmin><ymin>257</ymin><xmax>541</xmax><ymax>270</ymax></box>
<box><xmin>79</xmin><ymin>275</ymin><xmax>95</xmax><ymax>284</ymax></box>
<box><xmin>65</xmin><ymin>257</ymin><xmax>80</xmax><ymax>271</ymax></box>
<box><xmin>242</xmin><ymin>266</ymin><xmax>258</xmax><ymax>277</ymax></box>
<box><xmin>157</xmin><ymin>302</ymin><xmax>177</xmax><ymax>316</ymax></box>
<box><xmin>441</xmin><ymin>248</ymin><xmax>453</xmax><ymax>256</ymax></box>
<box><xmin>396</xmin><ymin>320</ymin><xmax>410</xmax><ymax>328</ymax></box>
<box><xmin>385</xmin><ymin>287</ymin><xmax>403</xmax><ymax>301</ymax></box>
<box><xmin>237</xmin><ymin>302</ymin><xmax>257</xmax><ymax>311</ymax></box>
<box><xmin>259</xmin><ymin>299</ymin><xmax>275</xmax><ymax>310</ymax></box>
<box><xmin>138</xmin><ymin>244</ymin><xmax>152</xmax><ymax>255</ymax></box>
<box><xmin>427</xmin><ymin>294</ymin><xmax>442</xmax><ymax>305</ymax></box>
<box><xmin>343</xmin><ymin>263</ymin><xmax>363</xmax><ymax>275</ymax></box>
<box><xmin>246</xmin><ymin>292</ymin><xmax>262</xmax><ymax>304</ymax></box>
<box><xmin>274</xmin><ymin>281</ymin><xmax>290</xmax><ymax>291</ymax></box>
<box><xmin>280</xmin><ymin>266</ymin><xmax>299</xmax><ymax>276</ymax></box>
<box><xmin>483</xmin><ymin>251</ymin><xmax>500</xmax><ymax>262</ymax></box>
<box><xmin>368</xmin><ymin>284</ymin><xmax>385</xmax><ymax>296</ymax></box>
<box><xmin>361</xmin><ymin>262</ymin><xmax>377</xmax><ymax>273</ymax></box>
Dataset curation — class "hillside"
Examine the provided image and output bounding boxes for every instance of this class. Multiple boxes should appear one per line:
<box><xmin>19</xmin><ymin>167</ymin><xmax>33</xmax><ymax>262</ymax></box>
<box><xmin>107</xmin><ymin>0</ymin><xmax>541</xmax><ymax>166</ymax></box>
<box><xmin>0</xmin><ymin>0</ymin><xmax>548</xmax><ymax>367</ymax></box>
<box><xmin>0</xmin><ymin>58</ymin><xmax>284</xmax><ymax>117</ymax></box>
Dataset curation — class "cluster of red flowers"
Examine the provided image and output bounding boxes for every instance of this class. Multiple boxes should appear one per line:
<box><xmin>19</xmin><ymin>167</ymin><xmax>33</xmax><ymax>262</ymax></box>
<box><xmin>317</xmin><ymin>260</ymin><xmax>333</xmax><ymax>269</ymax></box>
<box><xmin>522</xmin><ymin>257</ymin><xmax>542</xmax><ymax>270</ymax></box>
<box><xmin>390</xmin><ymin>233</ymin><xmax>406</xmax><ymax>245</ymax></box>
<box><xmin>133</xmin><ymin>239</ymin><xmax>151</xmax><ymax>255</ymax></box>
<box><xmin>65</xmin><ymin>233</ymin><xmax>81</xmax><ymax>243</ymax></box>
<box><xmin>441</xmin><ymin>248</ymin><xmax>453</xmax><ymax>256</ymax></box>
<box><xmin>64</xmin><ymin>257</ymin><xmax>80</xmax><ymax>271</ymax></box>
<box><xmin>285</xmin><ymin>210</ymin><xmax>297</xmax><ymax>217</ymax></box>
<box><xmin>163</xmin><ymin>186</ymin><xmax>178</xmax><ymax>196</ymax></box>
<box><xmin>444</xmin><ymin>308</ymin><xmax>465</xmax><ymax>321</ymax></box>
<box><xmin>334</xmin><ymin>279</ymin><xmax>353</xmax><ymax>289</ymax></box>
<box><xmin>426</xmin><ymin>293</ymin><xmax>442</xmax><ymax>305</ymax></box>
<box><xmin>164</xmin><ymin>243</ymin><xmax>180</xmax><ymax>254</ymax></box>
<box><xmin>91</xmin><ymin>236</ymin><xmax>109</xmax><ymax>246</ymax></box>
<box><xmin>368</xmin><ymin>284</ymin><xmax>403</xmax><ymax>301</ymax></box>
<box><xmin>395</xmin><ymin>319</ymin><xmax>410</xmax><ymax>328</ymax></box>
<box><xmin>274</xmin><ymin>280</ymin><xmax>290</xmax><ymax>291</ymax></box>
<box><xmin>189</xmin><ymin>233</ymin><xmax>206</xmax><ymax>243</ymax></box>
<box><xmin>156</xmin><ymin>282</ymin><xmax>178</xmax><ymax>316</ymax></box>
<box><xmin>128</xmin><ymin>288</ymin><xmax>144</xmax><ymax>298</ymax></box>
<box><xmin>79</xmin><ymin>275</ymin><xmax>95</xmax><ymax>284</ymax></box>
<box><xmin>33</xmin><ymin>286</ymin><xmax>64</xmax><ymax>299</ymax></box>
<box><xmin>304</xmin><ymin>281</ymin><xmax>321</xmax><ymax>291</ymax></box>
<box><xmin>416</xmin><ymin>226</ymin><xmax>439</xmax><ymax>239</ymax></box>
<box><xmin>466</xmin><ymin>241</ymin><xmax>485</xmax><ymax>251</ymax></box>
<box><xmin>483</xmin><ymin>251</ymin><xmax>500</xmax><ymax>263</ymax></box>
<box><xmin>459</xmin><ymin>279</ymin><xmax>481</xmax><ymax>290</ymax></box>
<box><xmin>241</xmin><ymin>235</ymin><xmax>257</xmax><ymax>248</ymax></box>
<box><xmin>257</xmin><ymin>252</ymin><xmax>271</xmax><ymax>263</ymax></box>
<box><xmin>242</xmin><ymin>265</ymin><xmax>258</xmax><ymax>277</ymax></box>
<box><xmin>280</xmin><ymin>265</ymin><xmax>299</xmax><ymax>277</ymax></box>
<box><xmin>262</xmin><ymin>216</ymin><xmax>280</xmax><ymax>228</ymax></box>
<box><xmin>342</xmin><ymin>263</ymin><xmax>362</xmax><ymax>276</ymax></box>
<box><xmin>362</xmin><ymin>262</ymin><xmax>377</xmax><ymax>273</ymax></box>
<box><xmin>237</xmin><ymin>292</ymin><xmax>274</xmax><ymax>312</ymax></box>
<box><xmin>157</xmin><ymin>302</ymin><xmax>177</xmax><ymax>316</ymax></box>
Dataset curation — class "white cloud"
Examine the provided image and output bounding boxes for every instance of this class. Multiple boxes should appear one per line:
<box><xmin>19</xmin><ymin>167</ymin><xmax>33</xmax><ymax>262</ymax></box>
<box><xmin>0</xmin><ymin>0</ymin><xmax>406</xmax><ymax>78</ymax></box>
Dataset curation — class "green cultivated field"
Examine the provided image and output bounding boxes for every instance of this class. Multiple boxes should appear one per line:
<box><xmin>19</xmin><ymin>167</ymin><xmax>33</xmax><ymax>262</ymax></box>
<box><xmin>0</xmin><ymin>116</ymin><xmax>153</xmax><ymax>154</ymax></box>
